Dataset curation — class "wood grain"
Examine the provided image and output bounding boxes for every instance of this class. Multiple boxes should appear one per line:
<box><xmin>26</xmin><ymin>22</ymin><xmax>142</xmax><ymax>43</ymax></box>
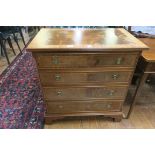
<box><xmin>27</xmin><ymin>28</ymin><xmax>148</xmax><ymax>123</ymax></box>
<box><xmin>27</xmin><ymin>28</ymin><xmax>148</xmax><ymax>51</ymax></box>
<box><xmin>39</xmin><ymin>70</ymin><xmax>133</xmax><ymax>86</ymax></box>
<box><xmin>46</xmin><ymin>100</ymin><xmax>123</xmax><ymax>114</ymax></box>
<box><xmin>34</xmin><ymin>53</ymin><xmax>138</xmax><ymax>68</ymax></box>
<box><xmin>43</xmin><ymin>86</ymin><xmax>128</xmax><ymax>100</ymax></box>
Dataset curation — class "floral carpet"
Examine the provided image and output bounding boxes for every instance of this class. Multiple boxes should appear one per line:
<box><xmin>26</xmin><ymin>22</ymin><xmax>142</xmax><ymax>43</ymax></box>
<box><xmin>0</xmin><ymin>51</ymin><xmax>45</xmax><ymax>128</ymax></box>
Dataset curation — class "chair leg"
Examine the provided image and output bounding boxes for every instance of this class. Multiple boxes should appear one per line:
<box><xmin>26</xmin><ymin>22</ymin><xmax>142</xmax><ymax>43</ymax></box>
<box><xmin>0</xmin><ymin>40</ymin><xmax>10</xmax><ymax>64</ymax></box>
<box><xmin>7</xmin><ymin>37</ymin><xmax>16</xmax><ymax>55</ymax></box>
<box><xmin>19</xmin><ymin>27</ymin><xmax>26</xmax><ymax>45</ymax></box>
<box><xmin>0</xmin><ymin>42</ymin><xmax>4</xmax><ymax>56</ymax></box>
<box><xmin>125</xmin><ymin>73</ymin><xmax>149</xmax><ymax>119</ymax></box>
<box><xmin>13</xmin><ymin>32</ymin><xmax>22</xmax><ymax>52</ymax></box>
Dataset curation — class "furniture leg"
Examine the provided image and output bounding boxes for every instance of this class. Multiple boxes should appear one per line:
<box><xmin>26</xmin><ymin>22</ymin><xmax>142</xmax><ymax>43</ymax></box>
<box><xmin>19</xmin><ymin>27</ymin><xmax>26</xmax><ymax>45</ymax></box>
<box><xmin>13</xmin><ymin>32</ymin><xmax>22</xmax><ymax>52</ymax></box>
<box><xmin>7</xmin><ymin>37</ymin><xmax>16</xmax><ymax>55</ymax></box>
<box><xmin>113</xmin><ymin>116</ymin><xmax>122</xmax><ymax>122</ymax></box>
<box><xmin>0</xmin><ymin>41</ymin><xmax>4</xmax><ymax>56</ymax></box>
<box><xmin>126</xmin><ymin>73</ymin><xmax>149</xmax><ymax>119</ymax></box>
<box><xmin>0</xmin><ymin>39</ymin><xmax>10</xmax><ymax>64</ymax></box>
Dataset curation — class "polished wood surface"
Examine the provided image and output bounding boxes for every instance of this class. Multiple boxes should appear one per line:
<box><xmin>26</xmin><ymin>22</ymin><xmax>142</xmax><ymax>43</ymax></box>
<box><xmin>39</xmin><ymin>70</ymin><xmax>133</xmax><ymax>86</ymax></box>
<box><xmin>140</xmin><ymin>38</ymin><xmax>155</xmax><ymax>62</ymax></box>
<box><xmin>46</xmin><ymin>100</ymin><xmax>122</xmax><ymax>114</ymax></box>
<box><xmin>27</xmin><ymin>28</ymin><xmax>148</xmax><ymax>51</ymax></box>
<box><xmin>27</xmin><ymin>28</ymin><xmax>148</xmax><ymax>123</ymax></box>
<box><xmin>35</xmin><ymin>53</ymin><xmax>138</xmax><ymax>68</ymax></box>
<box><xmin>43</xmin><ymin>85</ymin><xmax>128</xmax><ymax>100</ymax></box>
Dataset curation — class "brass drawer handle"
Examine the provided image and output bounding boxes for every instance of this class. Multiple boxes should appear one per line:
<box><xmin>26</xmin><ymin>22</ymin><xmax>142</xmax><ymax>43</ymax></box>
<box><xmin>108</xmin><ymin>90</ymin><xmax>115</xmax><ymax>96</ymax></box>
<box><xmin>57</xmin><ymin>91</ymin><xmax>62</xmax><ymax>96</ymax></box>
<box><xmin>112</xmin><ymin>74</ymin><xmax>119</xmax><ymax>80</ymax></box>
<box><xmin>55</xmin><ymin>74</ymin><xmax>61</xmax><ymax>81</ymax></box>
<box><xmin>52</xmin><ymin>56</ymin><xmax>59</xmax><ymax>65</ymax></box>
<box><xmin>116</xmin><ymin>57</ymin><xmax>123</xmax><ymax>65</ymax></box>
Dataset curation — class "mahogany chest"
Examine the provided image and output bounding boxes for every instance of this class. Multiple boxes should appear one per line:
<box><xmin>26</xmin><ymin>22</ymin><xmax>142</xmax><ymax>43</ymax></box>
<box><xmin>27</xmin><ymin>28</ymin><xmax>148</xmax><ymax>123</ymax></box>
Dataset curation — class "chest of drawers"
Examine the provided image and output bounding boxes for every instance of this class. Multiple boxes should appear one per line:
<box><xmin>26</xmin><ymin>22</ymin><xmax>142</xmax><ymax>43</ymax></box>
<box><xmin>27</xmin><ymin>28</ymin><xmax>148</xmax><ymax>123</ymax></box>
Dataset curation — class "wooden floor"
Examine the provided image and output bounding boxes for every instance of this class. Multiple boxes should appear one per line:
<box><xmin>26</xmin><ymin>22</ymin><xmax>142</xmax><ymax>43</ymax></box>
<box><xmin>1</xmin><ymin>28</ymin><xmax>155</xmax><ymax>129</ymax></box>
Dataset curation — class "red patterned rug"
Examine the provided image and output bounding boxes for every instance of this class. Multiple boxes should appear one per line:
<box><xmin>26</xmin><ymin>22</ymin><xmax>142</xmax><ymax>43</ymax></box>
<box><xmin>0</xmin><ymin>50</ymin><xmax>45</xmax><ymax>128</ymax></box>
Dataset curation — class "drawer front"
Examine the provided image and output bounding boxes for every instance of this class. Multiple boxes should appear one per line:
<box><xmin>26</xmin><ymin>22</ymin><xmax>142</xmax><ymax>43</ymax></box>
<box><xmin>39</xmin><ymin>71</ymin><xmax>132</xmax><ymax>85</ymax></box>
<box><xmin>46</xmin><ymin>100</ymin><xmax>122</xmax><ymax>114</ymax></box>
<box><xmin>35</xmin><ymin>54</ymin><xmax>137</xmax><ymax>68</ymax></box>
<box><xmin>43</xmin><ymin>86</ymin><xmax>128</xmax><ymax>100</ymax></box>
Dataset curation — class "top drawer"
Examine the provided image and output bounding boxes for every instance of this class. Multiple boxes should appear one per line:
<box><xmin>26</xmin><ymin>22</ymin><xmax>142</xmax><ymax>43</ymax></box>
<box><xmin>34</xmin><ymin>53</ymin><xmax>138</xmax><ymax>68</ymax></box>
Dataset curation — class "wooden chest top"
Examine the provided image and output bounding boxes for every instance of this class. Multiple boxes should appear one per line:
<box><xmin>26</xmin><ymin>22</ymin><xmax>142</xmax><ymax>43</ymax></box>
<box><xmin>27</xmin><ymin>28</ymin><xmax>148</xmax><ymax>52</ymax></box>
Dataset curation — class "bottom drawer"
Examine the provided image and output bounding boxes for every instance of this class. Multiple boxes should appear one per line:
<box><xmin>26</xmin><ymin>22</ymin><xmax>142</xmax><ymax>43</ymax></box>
<box><xmin>46</xmin><ymin>100</ymin><xmax>123</xmax><ymax>114</ymax></box>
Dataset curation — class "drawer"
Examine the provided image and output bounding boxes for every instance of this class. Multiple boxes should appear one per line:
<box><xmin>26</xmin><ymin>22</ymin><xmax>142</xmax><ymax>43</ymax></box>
<box><xmin>39</xmin><ymin>70</ymin><xmax>132</xmax><ymax>85</ymax></box>
<box><xmin>43</xmin><ymin>86</ymin><xmax>128</xmax><ymax>100</ymax></box>
<box><xmin>46</xmin><ymin>100</ymin><xmax>122</xmax><ymax>114</ymax></box>
<box><xmin>35</xmin><ymin>53</ymin><xmax>138</xmax><ymax>68</ymax></box>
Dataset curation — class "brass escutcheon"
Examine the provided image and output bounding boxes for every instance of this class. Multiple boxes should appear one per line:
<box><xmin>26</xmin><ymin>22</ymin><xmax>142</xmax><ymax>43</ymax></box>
<box><xmin>55</xmin><ymin>74</ymin><xmax>61</xmax><ymax>81</ymax></box>
<box><xmin>116</xmin><ymin>57</ymin><xmax>123</xmax><ymax>65</ymax></box>
<box><xmin>52</xmin><ymin>56</ymin><xmax>59</xmax><ymax>65</ymax></box>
